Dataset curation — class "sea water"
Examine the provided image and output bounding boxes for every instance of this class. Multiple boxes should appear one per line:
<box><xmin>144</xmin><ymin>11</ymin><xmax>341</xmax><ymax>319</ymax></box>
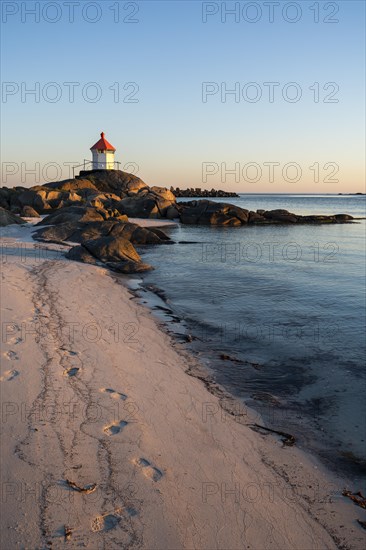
<box><xmin>140</xmin><ymin>195</ymin><xmax>366</xmax><ymax>482</ymax></box>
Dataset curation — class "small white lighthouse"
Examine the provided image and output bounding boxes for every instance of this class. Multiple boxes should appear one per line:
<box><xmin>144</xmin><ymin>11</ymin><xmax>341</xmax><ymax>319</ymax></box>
<box><xmin>90</xmin><ymin>132</ymin><xmax>116</xmax><ymax>170</ymax></box>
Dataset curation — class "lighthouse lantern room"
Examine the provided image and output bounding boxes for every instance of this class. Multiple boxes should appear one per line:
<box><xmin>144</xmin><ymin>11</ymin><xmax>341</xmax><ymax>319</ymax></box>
<box><xmin>90</xmin><ymin>132</ymin><xmax>116</xmax><ymax>170</ymax></box>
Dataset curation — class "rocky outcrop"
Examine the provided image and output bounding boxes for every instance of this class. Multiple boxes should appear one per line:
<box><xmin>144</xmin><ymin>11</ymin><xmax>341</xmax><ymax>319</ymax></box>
<box><xmin>66</xmin><ymin>235</ymin><xmax>153</xmax><ymax>273</ymax></box>
<box><xmin>172</xmin><ymin>187</ymin><xmax>239</xmax><ymax>198</ymax></box>
<box><xmin>33</xmin><ymin>214</ymin><xmax>171</xmax><ymax>274</ymax></box>
<box><xmin>33</xmin><ymin>219</ymin><xmax>171</xmax><ymax>246</ymax></box>
<box><xmin>116</xmin><ymin>192</ymin><xmax>175</xmax><ymax>219</ymax></box>
<box><xmin>177</xmin><ymin>202</ymin><xmax>354</xmax><ymax>226</ymax></box>
<box><xmin>37</xmin><ymin>205</ymin><xmax>128</xmax><ymax>226</ymax></box>
<box><xmin>1</xmin><ymin>169</ymin><xmax>356</xmax><ymax>227</ymax></box>
<box><xmin>43</xmin><ymin>178</ymin><xmax>98</xmax><ymax>192</ymax></box>
<box><xmin>82</xmin><ymin>235</ymin><xmax>141</xmax><ymax>263</ymax></box>
<box><xmin>0</xmin><ymin>207</ymin><xmax>26</xmax><ymax>226</ymax></box>
<box><xmin>76</xmin><ymin>169</ymin><xmax>149</xmax><ymax>196</ymax></box>
<box><xmin>262</xmin><ymin>209</ymin><xmax>298</xmax><ymax>223</ymax></box>
<box><xmin>178</xmin><ymin>200</ymin><xmax>249</xmax><ymax>226</ymax></box>
<box><xmin>1</xmin><ymin>170</ymin><xmax>176</xmax><ymax>218</ymax></box>
<box><xmin>20</xmin><ymin>205</ymin><xmax>40</xmax><ymax>218</ymax></box>
<box><xmin>66</xmin><ymin>244</ymin><xmax>98</xmax><ymax>265</ymax></box>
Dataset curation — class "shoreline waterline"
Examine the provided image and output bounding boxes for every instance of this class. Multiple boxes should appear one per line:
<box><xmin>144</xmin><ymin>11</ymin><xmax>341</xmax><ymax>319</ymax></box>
<box><xmin>126</xmin><ymin>274</ymin><xmax>366</xmax><ymax>486</ymax></box>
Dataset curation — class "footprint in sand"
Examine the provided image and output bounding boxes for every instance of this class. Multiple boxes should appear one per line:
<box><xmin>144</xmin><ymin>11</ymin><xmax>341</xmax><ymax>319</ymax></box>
<box><xmin>63</xmin><ymin>367</ymin><xmax>80</xmax><ymax>377</ymax></box>
<box><xmin>60</xmin><ymin>348</ymin><xmax>78</xmax><ymax>356</ymax></box>
<box><xmin>133</xmin><ymin>458</ymin><xmax>163</xmax><ymax>482</ymax></box>
<box><xmin>0</xmin><ymin>369</ymin><xmax>20</xmax><ymax>382</ymax></box>
<box><xmin>104</xmin><ymin>420</ymin><xmax>128</xmax><ymax>436</ymax></box>
<box><xmin>100</xmin><ymin>388</ymin><xmax>127</xmax><ymax>401</ymax></box>
<box><xmin>4</xmin><ymin>350</ymin><xmax>19</xmax><ymax>360</ymax></box>
<box><xmin>91</xmin><ymin>511</ymin><xmax>122</xmax><ymax>533</ymax></box>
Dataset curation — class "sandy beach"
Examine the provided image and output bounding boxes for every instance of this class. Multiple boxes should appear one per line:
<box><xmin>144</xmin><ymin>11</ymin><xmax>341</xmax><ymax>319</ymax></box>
<box><xmin>1</xmin><ymin>224</ymin><xmax>365</xmax><ymax>550</ymax></box>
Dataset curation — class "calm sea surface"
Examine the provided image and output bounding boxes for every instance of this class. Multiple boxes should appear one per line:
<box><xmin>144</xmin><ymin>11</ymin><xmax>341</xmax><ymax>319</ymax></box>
<box><xmin>140</xmin><ymin>195</ymin><xmax>366</xmax><ymax>481</ymax></box>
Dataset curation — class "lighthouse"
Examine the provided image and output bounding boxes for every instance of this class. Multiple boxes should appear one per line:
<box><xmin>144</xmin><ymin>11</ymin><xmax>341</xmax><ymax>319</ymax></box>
<box><xmin>90</xmin><ymin>132</ymin><xmax>116</xmax><ymax>170</ymax></box>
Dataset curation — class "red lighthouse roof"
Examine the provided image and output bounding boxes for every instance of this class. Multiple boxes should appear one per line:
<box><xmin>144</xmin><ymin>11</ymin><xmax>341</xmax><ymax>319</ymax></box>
<box><xmin>90</xmin><ymin>132</ymin><xmax>116</xmax><ymax>152</ymax></box>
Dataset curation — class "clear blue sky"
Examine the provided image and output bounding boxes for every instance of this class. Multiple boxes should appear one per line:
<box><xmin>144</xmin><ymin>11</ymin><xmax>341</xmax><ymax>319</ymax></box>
<box><xmin>1</xmin><ymin>0</ymin><xmax>365</xmax><ymax>192</ymax></box>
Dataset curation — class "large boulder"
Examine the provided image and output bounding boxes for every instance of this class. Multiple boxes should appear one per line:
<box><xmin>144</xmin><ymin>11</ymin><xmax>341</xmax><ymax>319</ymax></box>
<box><xmin>33</xmin><ymin>219</ymin><xmax>170</xmax><ymax>246</ymax></box>
<box><xmin>0</xmin><ymin>207</ymin><xmax>26</xmax><ymax>226</ymax></box>
<box><xmin>76</xmin><ymin>170</ymin><xmax>149</xmax><ymax>197</ymax></box>
<box><xmin>263</xmin><ymin>209</ymin><xmax>298</xmax><ymax>223</ymax></box>
<box><xmin>117</xmin><ymin>195</ymin><xmax>158</xmax><ymax>218</ymax></box>
<box><xmin>263</xmin><ymin>210</ymin><xmax>298</xmax><ymax>223</ymax></box>
<box><xmin>33</xmin><ymin>222</ymin><xmax>82</xmax><ymax>243</ymax></box>
<box><xmin>179</xmin><ymin>200</ymin><xmax>249</xmax><ymax>225</ymax></box>
<box><xmin>116</xmin><ymin>189</ymin><xmax>176</xmax><ymax>219</ymax></box>
<box><xmin>4</xmin><ymin>171</ymin><xmax>178</xmax><ymax>219</ymax></box>
<box><xmin>7</xmin><ymin>184</ymin><xmax>86</xmax><ymax>214</ymax></box>
<box><xmin>179</xmin><ymin>200</ymin><xmax>209</xmax><ymax>224</ymax></box>
<box><xmin>150</xmin><ymin>186</ymin><xmax>176</xmax><ymax>202</ymax></box>
<box><xmin>107</xmin><ymin>221</ymin><xmax>170</xmax><ymax>244</ymax></box>
<box><xmin>248</xmin><ymin>211</ymin><xmax>266</xmax><ymax>223</ymax></box>
<box><xmin>83</xmin><ymin>236</ymin><xmax>143</xmax><ymax>263</ymax></box>
<box><xmin>66</xmin><ymin>235</ymin><xmax>154</xmax><ymax>273</ymax></box>
<box><xmin>166</xmin><ymin>205</ymin><xmax>180</xmax><ymax>219</ymax></box>
<box><xmin>66</xmin><ymin>245</ymin><xmax>98</xmax><ymax>265</ymax></box>
<box><xmin>21</xmin><ymin>205</ymin><xmax>40</xmax><ymax>218</ymax></box>
<box><xmin>34</xmin><ymin>194</ymin><xmax>52</xmax><ymax>213</ymax></box>
<box><xmin>86</xmin><ymin>193</ymin><xmax>121</xmax><ymax>210</ymax></box>
<box><xmin>0</xmin><ymin>187</ymin><xmax>12</xmax><ymax>209</ymax></box>
<box><xmin>17</xmin><ymin>189</ymin><xmax>39</xmax><ymax>207</ymax></box>
<box><xmin>37</xmin><ymin>206</ymin><xmax>113</xmax><ymax>226</ymax></box>
<box><xmin>105</xmin><ymin>260</ymin><xmax>153</xmax><ymax>273</ymax></box>
<box><xmin>43</xmin><ymin>178</ymin><xmax>98</xmax><ymax>192</ymax></box>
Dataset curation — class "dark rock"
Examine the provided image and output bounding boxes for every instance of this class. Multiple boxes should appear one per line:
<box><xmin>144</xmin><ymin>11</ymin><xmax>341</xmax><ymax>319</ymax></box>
<box><xmin>105</xmin><ymin>260</ymin><xmax>153</xmax><ymax>273</ymax></box>
<box><xmin>0</xmin><ymin>191</ymin><xmax>10</xmax><ymax>209</ymax></box>
<box><xmin>172</xmin><ymin>187</ymin><xmax>238</xmax><ymax>198</ymax></box>
<box><xmin>334</xmin><ymin>214</ymin><xmax>354</xmax><ymax>221</ymax></box>
<box><xmin>82</xmin><ymin>235</ymin><xmax>142</xmax><ymax>264</ymax></box>
<box><xmin>34</xmin><ymin>195</ymin><xmax>52</xmax><ymax>213</ymax></box>
<box><xmin>118</xmin><ymin>195</ymin><xmax>158</xmax><ymax>218</ymax></box>
<box><xmin>263</xmin><ymin>210</ymin><xmax>298</xmax><ymax>223</ymax></box>
<box><xmin>150</xmin><ymin>187</ymin><xmax>175</xmax><ymax>202</ymax></box>
<box><xmin>66</xmin><ymin>235</ymin><xmax>153</xmax><ymax>273</ymax></box>
<box><xmin>148</xmin><ymin>227</ymin><xmax>172</xmax><ymax>242</ymax></box>
<box><xmin>43</xmin><ymin>178</ymin><xmax>98</xmax><ymax>192</ymax></box>
<box><xmin>179</xmin><ymin>200</ymin><xmax>249</xmax><ymax>225</ymax></box>
<box><xmin>117</xmin><ymin>191</ymin><xmax>176</xmax><ymax>219</ymax></box>
<box><xmin>179</xmin><ymin>200</ymin><xmax>212</xmax><ymax>224</ymax></box>
<box><xmin>21</xmin><ymin>205</ymin><xmax>40</xmax><ymax>218</ymax></box>
<box><xmin>86</xmin><ymin>193</ymin><xmax>121</xmax><ymax>210</ymax></box>
<box><xmin>248</xmin><ymin>211</ymin><xmax>266</xmax><ymax>223</ymax></box>
<box><xmin>0</xmin><ymin>207</ymin><xmax>26</xmax><ymax>226</ymax></box>
<box><xmin>33</xmin><ymin>222</ymin><xmax>81</xmax><ymax>243</ymax></box>
<box><xmin>37</xmin><ymin>206</ymin><xmax>108</xmax><ymax>226</ymax></box>
<box><xmin>66</xmin><ymin>245</ymin><xmax>98</xmax><ymax>265</ymax></box>
<box><xmin>9</xmin><ymin>192</ymin><xmax>22</xmax><ymax>210</ymax></box>
<box><xmin>108</xmin><ymin>221</ymin><xmax>166</xmax><ymax>244</ymax></box>
<box><xmin>76</xmin><ymin>170</ymin><xmax>148</xmax><ymax>197</ymax></box>
<box><xmin>66</xmin><ymin>243</ymin><xmax>153</xmax><ymax>273</ymax></box>
<box><xmin>166</xmin><ymin>205</ymin><xmax>180</xmax><ymax>219</ymax></box>
<box><xmin>10</xmin><ymin>206</ymin><xmax>22</xmax><ymax>214</ymax></box>
<box><xmin>301</xmin><ymin>215</ymin><xmax>335</xmax><ymax>224</ymax></box>
<box><xmin>33</xmin><ymin>219</ymin><xmax>170</xmax><ymax>246</ymax></box>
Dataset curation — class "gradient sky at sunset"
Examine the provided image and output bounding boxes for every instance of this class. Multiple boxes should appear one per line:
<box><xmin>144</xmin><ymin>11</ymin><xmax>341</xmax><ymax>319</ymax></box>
<box><xmin>1</xmin><ymin>0</ymin><xmax>365</xmax><ymax>192</ymax></box>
